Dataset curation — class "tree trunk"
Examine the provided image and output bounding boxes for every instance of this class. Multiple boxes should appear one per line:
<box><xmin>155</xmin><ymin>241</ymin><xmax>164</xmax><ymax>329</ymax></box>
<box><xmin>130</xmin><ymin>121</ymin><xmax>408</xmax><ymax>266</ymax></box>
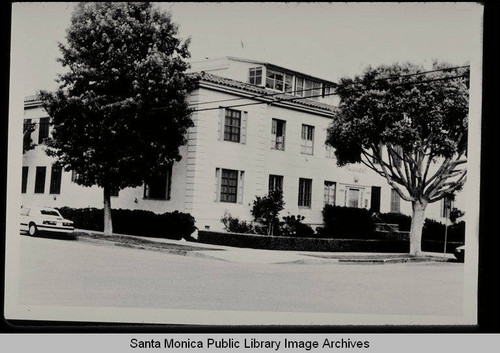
<box><xmin>409</xmin><ymin>200</ymin><xmax>427</xmax><ymax>256</ymax></box>
<box><xmin>103</xmin><ymin>185</ymin><xmax>113</xmax><ymax>235</ymax></box>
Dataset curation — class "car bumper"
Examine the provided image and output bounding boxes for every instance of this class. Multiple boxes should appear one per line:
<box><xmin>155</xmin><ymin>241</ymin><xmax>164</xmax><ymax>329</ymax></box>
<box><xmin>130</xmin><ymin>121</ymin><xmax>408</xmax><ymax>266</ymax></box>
<box><xmin>38</xmin><ymin>225</ymin><xmax>74</xmax><ymax>233</ymax></box>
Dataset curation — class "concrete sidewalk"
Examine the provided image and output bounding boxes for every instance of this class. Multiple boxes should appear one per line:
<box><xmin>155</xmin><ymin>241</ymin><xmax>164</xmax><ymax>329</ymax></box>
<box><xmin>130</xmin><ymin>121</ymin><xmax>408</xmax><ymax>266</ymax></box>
<box><xmin>74</xmin><ymin>229</ymin><xmax>455</xmax><ymax>265</ymax></box>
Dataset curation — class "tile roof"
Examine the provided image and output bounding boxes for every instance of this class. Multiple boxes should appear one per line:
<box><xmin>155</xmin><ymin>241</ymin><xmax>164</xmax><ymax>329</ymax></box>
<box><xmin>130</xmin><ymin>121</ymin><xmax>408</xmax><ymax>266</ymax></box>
<box><xmin>190</xmin><ymin>72</ymin><xmax>337</xmax><ymax>113</ymax></box>
<box><xmin>226</xmin><ymin>56</ymin><xmax>338</xmax><ymax>86</ymax></box>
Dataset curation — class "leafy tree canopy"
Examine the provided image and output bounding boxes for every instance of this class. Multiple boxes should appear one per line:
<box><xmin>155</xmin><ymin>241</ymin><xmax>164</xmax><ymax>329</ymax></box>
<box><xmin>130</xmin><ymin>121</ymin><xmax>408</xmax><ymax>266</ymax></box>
<box><xmin>328</xmin><ymin>62</ymin><xmax>468</xmax><ymax>167</ymax></box>
<box><xmin>40</xmin><ymin>2</ymin><xmax>194</xmax><ymax>190</ymax></box>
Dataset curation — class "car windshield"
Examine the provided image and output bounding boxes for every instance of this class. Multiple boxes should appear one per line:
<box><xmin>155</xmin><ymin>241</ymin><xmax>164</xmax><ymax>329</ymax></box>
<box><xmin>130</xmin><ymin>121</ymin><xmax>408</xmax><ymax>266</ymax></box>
<box><xmin>40</xmin><ymin>209</ymin><xmax>61</xmax><ymax>217</ymax></box>
<box><xmin>21</xmin><ymin>208</ymin><xmax>30</xmax><ymax>216</ymax></box>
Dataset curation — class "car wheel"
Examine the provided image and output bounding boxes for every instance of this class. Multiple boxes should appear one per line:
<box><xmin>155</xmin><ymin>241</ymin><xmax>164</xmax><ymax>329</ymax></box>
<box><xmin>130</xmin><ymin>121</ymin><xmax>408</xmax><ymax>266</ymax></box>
<box><xmin>28</xmin><ymin>223</ymin><xmax>38</xmax><ymax>236</ymax></box>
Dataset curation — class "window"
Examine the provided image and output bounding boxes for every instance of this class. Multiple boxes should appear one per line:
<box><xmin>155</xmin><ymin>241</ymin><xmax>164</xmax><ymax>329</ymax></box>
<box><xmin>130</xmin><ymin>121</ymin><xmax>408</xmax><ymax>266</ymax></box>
<box><xmin>215</xmin><ymin>168</ymin><xmax>245</xmax><ymax>203</ymax></box>
<box><xmin>224</xmin><ymin>108</ymin><xmax>241</xmax><ymax>143</ymax></box>
<box><xmin>34</xmin><ymin>166</ymin><xmax>46</xmax><ymax>194</ymax></box>
<box><xmin>391</xmin><ymin>145</ymin><xmax>403</xmax><ymax>168</ymax></box>
<box><xmin>298</xmin><ymin>178</ymin><xmax>312</xmax><ymax>208</ymax></box>
<box><xmin>271</xmin><ymin>119</ymin><xmax>286</xmax><ymax>150</ymax></box>
<box><xmin>284</xmin><ymin>73</ymin><xmax>293</xmax><ymax>93</ymax></box>
<box><xmin>301</xmin><ymin>124</ymin><xmax>314</xmax><ymax>155</ymax></box>
<box><xmin>265</xmin><ymin>69</ymin><xmax>284</xmax><ymax>91</ymax></box>
<box><xmin>38</xmin><ymin>117</ymin><xmax>50</xmax><ymax>143</ymax></box>
<box><xmin>220</xmin><ymin>169</ymin><xmax>239</xmax><ymax>203</ymax></box>
<box><xmin>324</xmin><ymin>181</ymin><xmax>336</xmax><ymax>205</ymax></box>
<box><xmin>249</xmin><ymin>67</ymin><xmax>262</xmax><ymax>85</ymax></box>
<box><xmin>22</xmin><ymin>166</ymin><xmax>29</xmax><ymax>194</ymax></box>
<box><xmin>323</xmin><ymin>85</ymin><xmax>335</xmax><ymax>97</ymax></box>
<box><xmin>40</xmin><ymin>209</ymin><xmax>60</xmax><ymax>217</ymax></box>
<box><xmin>269</xmin><ymin>175</ymin><xmax>283</xmax><ymax>192</ymax></box>
<box><xmin>49</xmin><ymin>165</ymin><xmax>62</xmax><ymax>194</ymax></box>
<box><xmin>71</xmin><ymin>170</ymin><xmax>80</xmax><ymax>183</ymax></box>
<box><xmin>390</xmin><ymin>188</ymin><xmax>401</xmax><ymax>213</ymax></box>
<box><xmin>144</xmin><ymin>166</ymin><xmax>172</xmax><ymax>200</ymax></box>
<box><xmin>23</xmin><ymin>119</ymin><xmax>32</xmax><ymax>147</ymax></box>
<box><xmin>295</xmin><ymin>77</ymin><xmax>304</xmax><ymax>96</ymax></box>
<box><xmin>110</xmin><ymin>186</ymin><xmax>119</xmax><ymax>197</ymax></box>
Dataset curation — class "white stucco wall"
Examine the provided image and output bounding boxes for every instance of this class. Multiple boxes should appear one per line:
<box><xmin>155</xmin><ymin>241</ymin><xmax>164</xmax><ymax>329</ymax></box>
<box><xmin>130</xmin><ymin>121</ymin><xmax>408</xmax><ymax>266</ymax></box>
<box><xmin>21</xmin><ymin>87</ymin><xmax>462</xmax><ymax>232</ymax></box>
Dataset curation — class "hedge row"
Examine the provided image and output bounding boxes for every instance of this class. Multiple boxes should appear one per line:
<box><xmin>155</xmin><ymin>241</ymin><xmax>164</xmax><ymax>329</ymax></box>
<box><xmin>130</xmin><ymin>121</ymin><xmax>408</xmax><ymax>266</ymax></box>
<box><xmin>197</xmin><ymin>230</ymin><xmax>409</xmax><ymax>253</ymax></box>
<box><xmin>318</xmin><ymin>205</ymin><xmax>465</xmax><ymax>242</ymax></box>
<box><xmin>58</xmin><ymin>207</ymin><xmax>196</xmax><ymax>240</ymax></box>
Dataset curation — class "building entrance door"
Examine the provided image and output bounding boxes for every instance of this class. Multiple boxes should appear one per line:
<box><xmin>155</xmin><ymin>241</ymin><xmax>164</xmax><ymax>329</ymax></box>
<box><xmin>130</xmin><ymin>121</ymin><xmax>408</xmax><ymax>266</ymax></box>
<box><xmin>347</xmin><ymin>188</ymin><xmax>360</xmax><ymax>208</ymax></box>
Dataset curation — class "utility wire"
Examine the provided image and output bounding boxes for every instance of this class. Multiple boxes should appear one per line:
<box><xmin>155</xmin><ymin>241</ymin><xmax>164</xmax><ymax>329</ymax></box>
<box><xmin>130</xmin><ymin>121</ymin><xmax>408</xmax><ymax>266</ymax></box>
<box><xmin>25</xmin><ymin>65</ymin><xmax>469</xmax><ymax>119</ymax></box>
<box><xmin>190</xmin><ymin>73</ymin><xmax>469</xmax><ymax>113</ymax></box>
<box><xmin>185</xmin><ymin>65</ymin><xmax>470</xmax><ymax>108</ymax></box>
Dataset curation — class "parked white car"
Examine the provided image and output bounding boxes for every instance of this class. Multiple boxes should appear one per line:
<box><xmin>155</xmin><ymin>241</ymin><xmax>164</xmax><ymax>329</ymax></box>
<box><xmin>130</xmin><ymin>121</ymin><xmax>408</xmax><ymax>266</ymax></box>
<box><xmin>20</xmin><ymin>206</ymin><xmax>74</xmax><ymax>236</ymax></box>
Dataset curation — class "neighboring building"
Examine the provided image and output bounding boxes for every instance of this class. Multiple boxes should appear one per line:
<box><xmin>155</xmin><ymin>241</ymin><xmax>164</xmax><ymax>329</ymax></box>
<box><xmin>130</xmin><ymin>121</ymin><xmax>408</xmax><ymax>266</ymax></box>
<box><xmin>21</xmin><ymin>57</ymin><xmax>457</xmax><ymax>231</ymax></box>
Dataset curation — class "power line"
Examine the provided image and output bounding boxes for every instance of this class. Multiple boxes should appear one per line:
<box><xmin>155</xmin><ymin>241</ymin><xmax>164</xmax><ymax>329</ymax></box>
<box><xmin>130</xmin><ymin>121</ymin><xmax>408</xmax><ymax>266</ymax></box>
<box><xmin>185</xmin><ymin>65</ymin><xmax>469</xmax><ymax>109</ymax></box>
<box><xmin>25</xmin><ymin>65</ymin><xmax>469</xmax><ymax>118</ymax></box>
<box><xmin>190</xmin><ymin>73</ymin><xmax>469</xmax><ymax>113</ymax></box>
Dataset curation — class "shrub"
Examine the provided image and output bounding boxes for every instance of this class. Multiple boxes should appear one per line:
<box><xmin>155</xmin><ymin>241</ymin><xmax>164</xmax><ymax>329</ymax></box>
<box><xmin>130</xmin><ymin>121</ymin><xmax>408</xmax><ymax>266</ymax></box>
<box><xmin>375</xmin><ymin>212</ymin><xmax>412</xmax><ymax>231</ymax></box>
<box><xmin>251</xmin><ymin>189</ymin><xmax>285</xmax><ymax>235</ymax></box>
<box><xmin>220</xmin><ymin>212</ymin><xmax>255</xmax><ymax>234</ymax></box>
<box><xmin>280</xmin><ymin>214</ymin><xmax>315</xmax><ymax>237</ymax></box>
<box><xmin>320</xmin><ymin>205</ymin><xmax>375</xmax><ymax>238</ymax></box>
<box><xmin>423</xmin><ymin>219</ymin><xmax>465</xmax><ymax>243</ymax></box>
<box><xmin>57</xmin><ymin>207</ymin><xmax>195</xmax><ymax>240</ymax></box>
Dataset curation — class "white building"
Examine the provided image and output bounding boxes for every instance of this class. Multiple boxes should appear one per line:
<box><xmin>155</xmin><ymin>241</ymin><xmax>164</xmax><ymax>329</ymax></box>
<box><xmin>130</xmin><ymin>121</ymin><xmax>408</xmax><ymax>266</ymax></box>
<box><xmin>21</xmin><ymin>57</ymin><xmax>453</xmax><ymax>231</ymax></box>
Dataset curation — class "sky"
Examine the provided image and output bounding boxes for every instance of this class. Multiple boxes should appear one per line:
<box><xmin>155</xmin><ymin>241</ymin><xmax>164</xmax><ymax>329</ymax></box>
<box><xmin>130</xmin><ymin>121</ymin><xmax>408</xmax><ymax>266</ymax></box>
<box><xmin>10</xmin><ymin>2</ymin><xmax>483</xmax><ymax>97</ymax></box>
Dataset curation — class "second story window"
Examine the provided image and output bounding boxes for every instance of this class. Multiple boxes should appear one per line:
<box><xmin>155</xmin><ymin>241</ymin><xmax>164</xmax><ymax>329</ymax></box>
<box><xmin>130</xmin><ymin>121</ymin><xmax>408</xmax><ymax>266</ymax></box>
<box><xmin>249</xmin><ymin>67</ymin><xmax>262</xmax><ymax>85</ymax></box>
<box><xmin>218</xmin><ymin>108</ymin><xmax>247</xmax><ymax>144</ymax></box>
<box><xmin>271</xmin><ymin>119</ymin><xmax>286</xmax><ymax>150</ymax></box>
<box><xmin>38</xmin><ymin>117</ymin><xmax>50</xmax><ymax>143</ymax></box>
<box><xmin>301</xmin><ymin>124</ymin><xmax>314</xmax><ymax>155</ymax></box>
<box><xmin>224</xmin><ymin>109</ymin><xmax>241</xmax><ymax>142</ymax></box>
<box><xmin>325</xmin><ymin>145</ymin><xmax>336</xmax><ymax>159</ymax></box>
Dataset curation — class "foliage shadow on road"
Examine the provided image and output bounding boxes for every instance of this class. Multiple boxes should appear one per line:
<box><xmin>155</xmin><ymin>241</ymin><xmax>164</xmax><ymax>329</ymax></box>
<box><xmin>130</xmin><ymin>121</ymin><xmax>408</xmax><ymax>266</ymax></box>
<box><xmin>21</xmin><ymin>231</ymin><xmax>78</xmax><ymax>241</ymax></box>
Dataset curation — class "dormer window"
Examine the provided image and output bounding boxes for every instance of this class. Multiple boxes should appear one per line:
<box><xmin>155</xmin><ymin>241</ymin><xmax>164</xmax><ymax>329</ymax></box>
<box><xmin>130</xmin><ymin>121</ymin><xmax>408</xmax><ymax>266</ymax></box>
<box><xmin>295</xmin><ymin>77</ymin><xmax>321</xmax><ymax>100</ymax></box>
<box><xmin>266</xmin><ymin>69</ymin><xmax>284</xmax><ymax>91</ymax></box>
<box><xmin>249</xmin><ymin>67</ymin><xmax>262</xmax><ymax>85</ymax></box>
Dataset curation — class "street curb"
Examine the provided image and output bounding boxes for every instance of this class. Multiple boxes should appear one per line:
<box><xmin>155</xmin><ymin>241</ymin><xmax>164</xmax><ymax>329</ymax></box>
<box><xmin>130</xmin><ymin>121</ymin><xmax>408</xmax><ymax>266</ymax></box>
<box><xmin>73</xmin><ymin>229</ymin><xmax>455</xmax><ymax>264</ymax></box>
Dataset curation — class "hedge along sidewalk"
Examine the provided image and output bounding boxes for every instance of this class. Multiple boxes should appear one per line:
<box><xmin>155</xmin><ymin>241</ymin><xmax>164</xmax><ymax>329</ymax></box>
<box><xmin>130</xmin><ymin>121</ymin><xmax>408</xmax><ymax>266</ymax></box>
<box><xmin>73</xmin><ymin>229</ymin><xmax>455</xmax><ymax>264</ymax></box>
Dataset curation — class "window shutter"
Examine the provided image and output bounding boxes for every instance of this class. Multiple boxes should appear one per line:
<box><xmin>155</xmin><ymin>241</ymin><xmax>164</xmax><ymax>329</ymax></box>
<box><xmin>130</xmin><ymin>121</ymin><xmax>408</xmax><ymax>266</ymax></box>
<box><xmin>238</xmin><ymin>171</ymin><xmax>245</xmax><ymax>204</ymax></box>
<box><xmin>241</xmin><ymin>111</ymin><xmax>248</xmax><ymax>144</ymax></box>
<box><xmin>271</xmin><ymin>119</ymin><xmax>276</xmax><ymax>149</ymax></box>
<box><xmin>215</xmin><ymin>168</ymin><xmax>221</xmax><ymax>202</ymax></box>
<box><xmin>218</xmin><ymin>108</ymin><xmax>224</xmax><ymax>140</ymax></box>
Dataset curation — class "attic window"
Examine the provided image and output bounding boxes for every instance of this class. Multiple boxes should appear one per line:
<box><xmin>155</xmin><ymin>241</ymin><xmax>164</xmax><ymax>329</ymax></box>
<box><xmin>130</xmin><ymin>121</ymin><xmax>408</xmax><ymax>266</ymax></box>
<box><xmin>249</xmin><ymin>67</ymin><xmax>262</xmax><ymax>85</ymax></box>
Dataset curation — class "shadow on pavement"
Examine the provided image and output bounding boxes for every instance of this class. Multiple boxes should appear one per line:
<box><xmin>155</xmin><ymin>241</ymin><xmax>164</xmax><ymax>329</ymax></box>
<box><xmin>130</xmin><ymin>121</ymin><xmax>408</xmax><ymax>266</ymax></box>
<box><xmin>21</xmin><ymin>231</ymin><xmax>78</xmax><ymax>241</ymax></box>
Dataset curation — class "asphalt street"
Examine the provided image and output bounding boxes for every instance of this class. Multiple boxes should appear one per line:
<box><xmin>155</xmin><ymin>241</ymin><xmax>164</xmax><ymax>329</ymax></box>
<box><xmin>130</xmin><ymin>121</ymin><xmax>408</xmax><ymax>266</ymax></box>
<box><xmin>17</xmin><ymin>234</ymin><xmax>464</xmax><ymax>316</ymax></box>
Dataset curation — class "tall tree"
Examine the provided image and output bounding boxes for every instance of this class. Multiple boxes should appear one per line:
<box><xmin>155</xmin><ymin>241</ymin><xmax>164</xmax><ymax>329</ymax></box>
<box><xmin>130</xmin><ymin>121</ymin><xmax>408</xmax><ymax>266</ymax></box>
<box><xmin>326</xmin><ymin>62</ymin><xmax>469</xmax><ymax>255</ymax></box>
<box><xmin>40</xmin><ymin>2</ymin><xmax>194</xmax><ymax>235</ymax></box>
